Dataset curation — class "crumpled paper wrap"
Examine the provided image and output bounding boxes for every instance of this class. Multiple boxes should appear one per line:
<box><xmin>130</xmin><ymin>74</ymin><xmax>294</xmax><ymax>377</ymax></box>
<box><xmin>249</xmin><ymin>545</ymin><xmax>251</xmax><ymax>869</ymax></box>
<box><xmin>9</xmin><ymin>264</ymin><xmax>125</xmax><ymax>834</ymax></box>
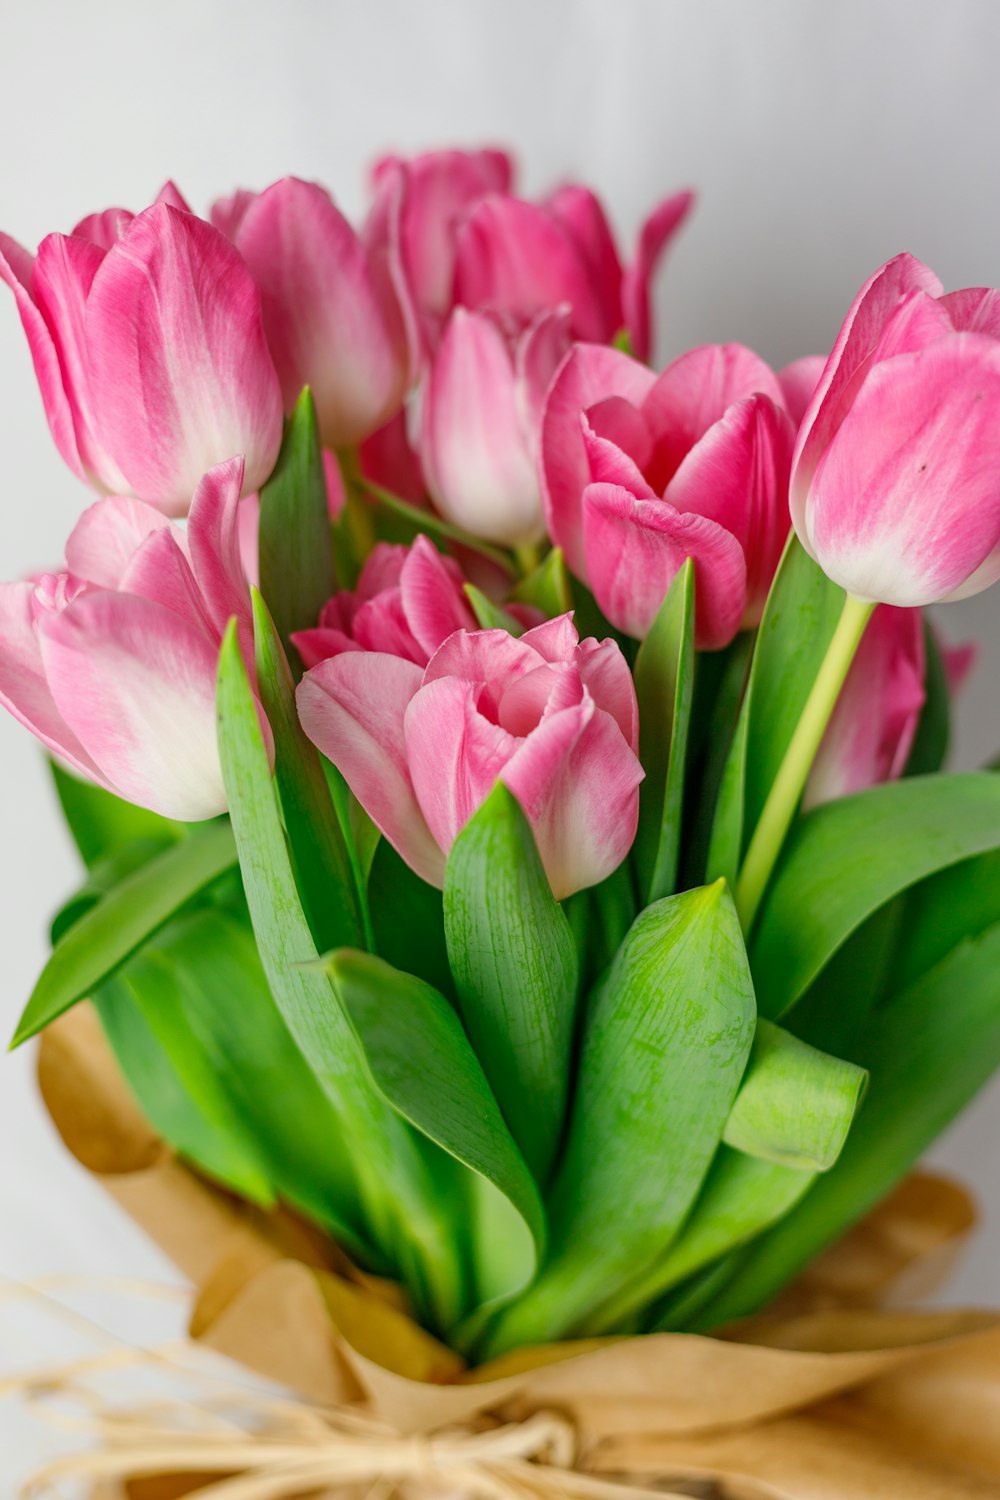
<box><xmin>36</xmin><ymin>1004</ymin><xmax>1000</xmax><ymax>1499</ymax></box>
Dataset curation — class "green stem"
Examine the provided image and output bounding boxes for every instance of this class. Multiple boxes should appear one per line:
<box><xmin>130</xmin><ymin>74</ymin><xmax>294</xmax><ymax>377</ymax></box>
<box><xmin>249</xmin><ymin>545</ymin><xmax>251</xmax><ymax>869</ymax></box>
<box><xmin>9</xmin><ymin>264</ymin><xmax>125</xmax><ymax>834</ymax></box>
<box><xmin>514</xmin><ymin>540</ymin><xmax>541</xmax><ymax>578</ymax></box>
<box><xmin>358</xmin><ymin>477</ymin><xmax>515</xmax><ymax>575</ymax></box>
<box><xmin>734</xmin><ymin>593</ymin><xmax>875</xmax><ymax>932</ymax></box>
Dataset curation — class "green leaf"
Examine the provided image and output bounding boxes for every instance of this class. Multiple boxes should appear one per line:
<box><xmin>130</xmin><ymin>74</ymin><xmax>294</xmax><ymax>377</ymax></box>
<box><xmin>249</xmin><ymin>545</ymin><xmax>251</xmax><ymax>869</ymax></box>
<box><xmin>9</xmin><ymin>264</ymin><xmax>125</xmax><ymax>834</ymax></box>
<box><xmin>707</xmin><ymin>537</ymin><xmax>845</xmax><ymax>885</ymax></box>
<box><xmin>50</xmin><ymin>760</ymin><xmax>185</xmax><ymax>870</ymax></box>
<box><xmin>12</xmin><ymin>821</ymin><xmax>238</xmax><ymax>1047</ymax></box>
<box><xmin>251</xmin><ymin>588</ymin><xmax>368</xmax><ymax>952</ymax></box>
<box><xmin>258</xmin><ymin>388</ymin><xmax>336</xmax><ymax>668</ymax></box>
<box><xmin>633</xmin><ymin>560</ymin><xmax>694</xmax><ymax>902</ymax></box>
<box><xmin>216</xmin><ymin>621</ymin><xmax>465</xmax><ymax>1329</ymax></box>
<box><xmin>721</xmin><ymin>1019</ymin><xmax>867</xmax><ymax>1171</ymax></box>
<box><xmin>321</xmin><ymin>948</ymin><xmax>546</xmax><ymax>1307</ymax></box>
<box><xmin>367</xmin><ymin>838</ymin><xmax>454</xmax><ymax>999</ymax></box>
<box><xmin>698</xmin><ymin>917</ymin><xmax>1000</xmax><ymax>1328</ymax></box>
<box><xmin>904</xmin><ymin>619</ymin><xmax>951</xmax><ymax>777</ymax></box>
<box><xmin>463</xmin><ymin>584</ymin><xmax>525</xmax><ymax>636</ymax></box>
<box><xmin>444</xmin><ymin>783</ymin><xmax>578</xmax><ymax>1184</ymax></box>
<box><xmin>49</xmin><ymin>835</ymin><xmax>177</xmax><ymax>945</ymax></box>
<box><xmin>480</xmin><ymin>880</ymin><xmax>756</xmax><ymax>1355</ymax></box>
<box><xmin>510</xmin><ymin>547</ymin><xmax>572</xmax><ymax>618</ymax></box>
<box><xmin>751</xmin><ymin>772</ymin><xmax>1000</xmax><ymax>1019</ymax></box>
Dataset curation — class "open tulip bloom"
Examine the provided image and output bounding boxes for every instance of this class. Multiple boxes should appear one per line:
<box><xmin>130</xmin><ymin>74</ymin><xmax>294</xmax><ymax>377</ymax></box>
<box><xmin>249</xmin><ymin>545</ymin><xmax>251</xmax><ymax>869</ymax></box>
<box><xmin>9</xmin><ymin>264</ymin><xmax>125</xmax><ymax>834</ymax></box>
<box><xmin>5</xmin><ymin>155</ymin><xmax>1000</xmax><ymax>1353</ymax></box>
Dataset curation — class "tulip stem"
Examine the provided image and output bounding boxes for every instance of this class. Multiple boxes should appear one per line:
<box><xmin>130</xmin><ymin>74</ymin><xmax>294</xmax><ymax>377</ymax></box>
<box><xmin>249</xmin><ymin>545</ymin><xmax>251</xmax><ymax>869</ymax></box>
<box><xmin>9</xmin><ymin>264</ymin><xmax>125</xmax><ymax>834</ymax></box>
<box><xmin>514</xmin><ymin>541</ymin><xmax>541</xmax><ymax>578</ymax></box>
<box><xmin>735</xmin><ymin>593</ymin><xmax>875</xmax><ymax>932</ymax></box>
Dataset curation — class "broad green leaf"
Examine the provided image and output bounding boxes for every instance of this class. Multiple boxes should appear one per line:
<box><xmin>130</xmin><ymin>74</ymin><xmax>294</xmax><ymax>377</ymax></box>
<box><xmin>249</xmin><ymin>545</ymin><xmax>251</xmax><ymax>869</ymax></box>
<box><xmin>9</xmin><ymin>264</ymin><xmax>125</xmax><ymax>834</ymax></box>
<box><xmin>510</xmin><ymin>547</ymin><xmax>572</xmax><ymax>618</ymax></box>
<box><xmin>258</xmin><ymin>388</ymin><xmax>336</xmax><ymax>667</ymax></box>
<box><xmin>252</xmin><ymin>589</ymin><xmax>368</xmax><ymax>952</ymax></box>
<box><xmin>322</xmin><ymin>948</ymin><xmax>546</xmax><ymax>1306</ymax></box>
<box><xmin>904</xmin><ymin>619</ymin><xmax>951</xmax><ymax>777</ymax></box>
<box><xmin>97</xmin><ymin>906</ymin><xmax>374</xmax><ymax>1261</ymax></box>
<box><xmin>707</xmin><ymin>537</ymin><xmax>845</xmax><ymax>885</ymax></box>
<box><xmin>216</xmin><ymin>622</ymin><xmax>465</xmax><ymax>1328</ymax></box>
<box><xmin>50</xmin><ymin>760</ymin><xmax>185</xmax><ymax>870</ymax></box>
<box><xmin>721</xmin><ymin>1019</ymin><xmax>867</xmax><ymax>1170</ymax></box>
<box><xmin>893</xmin><ymin>846</ymin><xmax>1000</xmax><ymax>990</ymax></box>
<box><xmin>698</xmin><ymin>918</ymin><xmax>1000</xmax><ymax>1328</ymax></box>
<box><xmin>751</xmin><ymin>772</ymin><xmax>1000</xmax><ymax>1019</ymax></box>
<box><xmin>361</xmin><ymin>477</ymin><xmax>514</xmax><ymax>574</ymax></box>
<box><xmin>443</xmin><ymin>783</ymin><xmax>578</xmax><ymax>1183</ymax></box>
<box><xmin>463</xmin><ymin>584</ymin><xmax>525</xmax><ymax>636</ymax></box>
<box><xmin>49</xmin><ymin>835</ymin><xmax>176</xmax><ymax>944</ymax></box>
<box><xmin>633</xmin><ymin>560</ymin><xmax>694</xmax><ymax>902</ymax></box>
<box><xmin>368</xmin><ymin>838</ymin><xmax>454</xmax><ymax>1000</ymax></box>
<box><xmin>681</xmin><ymin>635</ymin><xmax>753</xmax><ymax>890</ymax></box>
<box><xmin>480</xmin><ymin>881</ymin><xmax>756</xmax><ymax>1356</ymax></box>
<box><xmin>12</xmin><ymin>821</ymin><xmax>237</xmax><ymax>1047</ymax></box>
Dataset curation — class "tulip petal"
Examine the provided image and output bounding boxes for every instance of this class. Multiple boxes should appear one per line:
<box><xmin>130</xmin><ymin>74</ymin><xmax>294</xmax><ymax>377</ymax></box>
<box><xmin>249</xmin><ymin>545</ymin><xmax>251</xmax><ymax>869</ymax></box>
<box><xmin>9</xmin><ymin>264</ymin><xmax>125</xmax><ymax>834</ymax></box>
<box><xmin>790</xmin><ymin>253</ymin><xmax>943</xmax><ymax>531</ymax></box>
<box><xmin>38</xmin><ymin>591</ymin><xmax>228</xmax><ymax>820</ymax></box>
<box><xmin>515</xmin><ymin>307</ymin><xmax>572</xmax><ymax>444</ymax></box>
<box><xmin>398</xmin><ymin>534</ymin><xmax>474</xmax><ymax>658</ymax></box>
<box><xmin>421</xmin><ymin>307</ymin><xmax>542</xmax><ymax>546</ymax></box>
<box><xmin>118</xmin><ymin>528</ymin><xmax>211</xmax><ymax>627</ymax></box>
<box><xmin>186</xmin><ymin>456</ymin><xmax>250</xmax><ymax>644</ymax></box>
<box><xmin>806</xmin><ymin>335</ymin><xmax>1000</xmax><ymax>604</ymax></box>
<box><xmin>86</xmin><ymin>203</ymin><xmax>283</xmax><ymax>512</ymax></box>
<box><xmin>540</xmin><ymin>342</ymin><xmax>656</xmax><ymax>576</ymax></box>
<box><xmin>941</xmin><ymin>287</ymin><xmax>1000</xmax><ymax>336</ymax></box>
<box><xmin>502</xmin><ymin>695</ymin><xmax>644</xmax><ymax>899</ymax></box>
<box><xmin>424</xmin><ymin>626</ymin><xmax>541</xmax><ymax>698</ymax></box>
<box><xmin>454</xmin><ymin>195</ymin><xmax>609</xmax><ymax>342</ymax></box>
<box><xmin>64</xmin><ymin>496</ymin><xmax>170</xmax><ymax>588</ymax></box>
<box><xmin>296</xmin><ymin>653</ymin><xmax>443</xmax><ymax>885</ymax></box>
<box><xmin>0</xmin><ymin>581</ymin><xmax>108</xmax><ymax>782</ymax></box>
<box><xmin>583</xmin><ymin>483</ymin><xmax>747</xmax><ymax>649</ymax></box>
<box><xmin>71</xmin><ymin>207</ymin><xmax>133</xmax><ymax>251</ymax></box>
<box><xmin>518</xmin><ymin>613</ymin><xmax>580</xmax><ymax>664</ymax></box>
<box><xmin>290</xmin><ymin>627</ymin><xmax>360</xmax><ymax>670</ymax></box>
<box><xmin>405</xmin><ymin>675</ymin><xmax>517</xmax><ymax>855</ymax></box>
<box><xmin>545</xmin><ymin>185</ymin><xmax>624</xmax><ymax>337</ymax></box>
<box><xmin>622</xmin><ymin>189</ymin><xmax>695</xmax><ymax>363</ymax></box>
<box><xmin>236</xmin><ymin>178</ymin><xmax>408</xmax><ymax>449</ymax></box>
<box><xmin>581</xmin><ymin>413</ymin><xmax>658</xmax><ymax>498</ymax></box>
<box><xmin>778</xmin><ymin>355</ymin><xmax>825</xmax><ymax>425</ymax></box>
<box><xmin>0</xmin><ymin>233</ymin><xmax>87</xmax><ymax>483</ymax></box>
<box><xmin>665</xmin><ymin>395</ymin><xmax>794</xmax><ymax>622</ymax></box>
<box><xmin>575</xmin><ymin>636</ymin><xmax>641</xmax><ymax>752</ymax></box>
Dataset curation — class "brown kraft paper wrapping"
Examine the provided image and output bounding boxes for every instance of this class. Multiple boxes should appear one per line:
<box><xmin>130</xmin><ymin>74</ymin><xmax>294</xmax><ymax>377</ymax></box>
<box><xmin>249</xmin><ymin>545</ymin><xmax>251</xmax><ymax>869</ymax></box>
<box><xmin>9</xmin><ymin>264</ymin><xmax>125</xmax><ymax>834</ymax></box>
<box><xmin>35</xmin><ymin>1005</ymin><xmax>1000</xmax><ymax>1498</ymax></box>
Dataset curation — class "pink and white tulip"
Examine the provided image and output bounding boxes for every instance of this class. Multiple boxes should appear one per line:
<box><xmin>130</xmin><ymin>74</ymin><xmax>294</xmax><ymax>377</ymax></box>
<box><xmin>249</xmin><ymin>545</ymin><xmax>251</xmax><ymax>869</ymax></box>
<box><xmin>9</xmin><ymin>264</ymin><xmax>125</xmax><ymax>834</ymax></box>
<box><xmin>297</xmin><ymin>614</ymin><xmax>643</xmax><ymax>898</ymax></box>
<box><xmin>806</xmin><ymin>605</ymin><xmax>926</xmax><ymax>807</ymax></box>
<box><xmin>0</xmin><ymin>457</ymin><xmax>265</xmax><ymax>819</ymax></box>
<box><xmin>0</xmin><ymin>194</ymin><xmax>283</xmax><ymax>514</ymax></box>
<box><xmin>791</xmin><ymin>253</ymin><xmax>1000</xmax><ymax>606</ymax></box>
<box><xmin>540</xmin><ymin>342</ymin><xmax>797</xmax><ymax>648</ymax></box>
<box><xmin>225</xmin><ymin>176</ymin><xmax>412</xmax><ymax>449</ymax></box>
<box><xmin>419</xmin><ymin>307</ymin><xmax>569</xmax><ymax>547</ymax></box>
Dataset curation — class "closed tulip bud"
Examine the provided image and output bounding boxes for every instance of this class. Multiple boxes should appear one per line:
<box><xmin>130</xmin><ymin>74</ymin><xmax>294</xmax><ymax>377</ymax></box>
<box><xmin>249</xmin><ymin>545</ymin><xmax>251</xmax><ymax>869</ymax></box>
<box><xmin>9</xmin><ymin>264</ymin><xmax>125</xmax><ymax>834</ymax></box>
<box><xmin>791</xmin><ymin>253</ymin><xmax>1000</xmax><ymax>606</ymax></box>
<box><xmin>0</xmin><ymin>196</ymin><xmax>283</xmax><ymax>514</ymax></box>
<box><xmin>297</xmin><ymin>615</ymin><xmax>643</xmax><ymax>899</ymax></box>
<box><xmin>419</xmin><ymin>307</ymin><xmax>569</xmax><ymax>547</ymax></box>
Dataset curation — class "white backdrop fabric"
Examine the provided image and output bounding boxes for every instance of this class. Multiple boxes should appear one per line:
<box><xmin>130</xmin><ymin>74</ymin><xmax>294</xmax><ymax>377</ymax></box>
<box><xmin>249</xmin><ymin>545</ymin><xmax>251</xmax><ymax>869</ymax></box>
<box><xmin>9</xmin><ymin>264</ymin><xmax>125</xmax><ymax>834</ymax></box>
<box><xmin>2</xmin><ymin>0</ymin><xmax>1000</xmax><ymax>1481</ymax></box>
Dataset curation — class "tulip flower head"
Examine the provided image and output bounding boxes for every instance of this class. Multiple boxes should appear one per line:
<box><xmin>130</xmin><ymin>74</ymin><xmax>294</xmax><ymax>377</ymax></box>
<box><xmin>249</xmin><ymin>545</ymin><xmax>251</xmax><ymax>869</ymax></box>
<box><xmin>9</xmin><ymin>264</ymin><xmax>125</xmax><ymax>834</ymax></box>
<box><xmin>791</xmin><ymin>253</ymin><xmax>1000</xmax><ymax>607</ymax></box>
<box><xmin>297</xmin><ymin>614</ymin><xmax>643</xmax><ymax>899</ymax></box>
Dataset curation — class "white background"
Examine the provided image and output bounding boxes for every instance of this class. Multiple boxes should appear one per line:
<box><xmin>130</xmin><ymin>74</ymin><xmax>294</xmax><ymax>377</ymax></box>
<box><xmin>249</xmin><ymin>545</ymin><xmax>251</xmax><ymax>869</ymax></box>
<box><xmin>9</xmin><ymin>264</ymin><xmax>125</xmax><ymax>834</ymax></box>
<box><xmin>2</xmin><ymin>0</ymin><xmax>1000</xmax><ymax>1480</ymax></box>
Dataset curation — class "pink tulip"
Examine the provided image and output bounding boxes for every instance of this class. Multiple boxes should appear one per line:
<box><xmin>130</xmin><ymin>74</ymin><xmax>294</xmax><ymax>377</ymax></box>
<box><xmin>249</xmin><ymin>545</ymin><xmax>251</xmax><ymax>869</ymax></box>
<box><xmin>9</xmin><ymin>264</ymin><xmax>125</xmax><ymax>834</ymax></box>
<box><xmin>0</xmin><ymin>195</ymin><xmax>283</xmax><ymax>514</ymax></box>
<box><xmin>366</xmin><ymin>147</ymin><xmax>692</xmax><ymax>362</ymax></box>
<box><xmin>419</xmin><ymin>306</ymin><xmax>570</xmax><ymax>546</ymax></box>
<box><xmin>0</xmin><ymin>457</ymin><xmax>266</xmax><ymax>819</ymax></box>
<box><xmin>540</xmin><ymin>342</ymin><xmax>796</xmax><ymax>648</ymax></box>
<box><xmin>791</xmin><ymin>253</ymin><xmax>1000</xmax><ymax>606</ymax></box>
<box><xmin>297</xmin><ymin>614</ymin><xmax>643</xmax><ymax>898</ymax></box>
<box><xmin>226</xmin><ymin>177</ymin><xmax>412</xmax><ymax>449</ymax></box>
<box><xmin>805</xmin><ymin>605</ymin><xmax>926</xmax><ymax>807</ymax></box>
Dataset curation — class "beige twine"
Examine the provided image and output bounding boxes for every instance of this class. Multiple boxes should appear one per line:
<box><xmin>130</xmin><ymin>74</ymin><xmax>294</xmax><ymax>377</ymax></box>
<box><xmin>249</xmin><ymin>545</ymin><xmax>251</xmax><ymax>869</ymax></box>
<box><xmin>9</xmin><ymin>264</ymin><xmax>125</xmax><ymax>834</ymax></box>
<box><xmin>1</xmin><ymin>1277</ymin><xmax>714</xmax><ymax>1500</ymax></box>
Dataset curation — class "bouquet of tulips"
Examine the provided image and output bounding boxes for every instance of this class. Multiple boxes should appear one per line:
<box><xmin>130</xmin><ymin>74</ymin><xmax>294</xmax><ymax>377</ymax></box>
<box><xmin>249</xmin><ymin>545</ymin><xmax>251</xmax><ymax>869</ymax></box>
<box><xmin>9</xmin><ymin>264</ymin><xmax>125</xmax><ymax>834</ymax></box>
<box><xmin>4</xmin><ymin>148</ymin><xmax>1000</xmax><ymax>1367</ymax></box>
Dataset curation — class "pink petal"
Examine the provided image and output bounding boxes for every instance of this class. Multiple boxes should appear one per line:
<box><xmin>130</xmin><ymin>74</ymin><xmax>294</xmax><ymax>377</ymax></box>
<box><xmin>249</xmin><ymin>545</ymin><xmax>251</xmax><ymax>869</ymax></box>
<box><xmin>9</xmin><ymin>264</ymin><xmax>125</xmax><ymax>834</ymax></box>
<box><xmin>584</xmin><ymin>395</ymin><xmax>655</xmax><ymax>474</ymax></box>
<box><xmin>941</xmin><ymin>639</ymin><xmax>976</xmax><ymax>694</ymax></box>
<box><xmin>405</xmin><ymin>675</ymin><xmax>517</xmax><ymax>855</ymax></box>
<box><xmin>805</xmin><ymin>334</ymin><xmax>1000</xmax><ymax>604</ymax></box>
<box><xmin>38</xmin><ymin>591</ymin><xmax>228</xmax><ymax>819</ymax></box>
<box><xmin>940</xmin><ymin>287</ymin><xmax>1000</xmax><ymax>336</ymax></box>
<box><xmin>514</xmin><ymin>307</ymin><xmax>572</xmax><ymax>441</ymax></box>
<box><xmin>0</xmin><ymin>580</ymin><xmax>108</xmax><ymax>782</ymax></box>
<box><xmin>186</xmin><ymin>456</ymin><xmax>251</xmax><ymax>646</ymax></box>
<box><xmin>118</xmin><ymin>528</ymin><xmax>212</xmax><ymax>627</ymax></box>
<box><xmin>544</xmin><ymin>185</ymin><xmax>624</xmax><ymax>337</ymax></box>
<box><xmin>540</xmin><ymin>342</ymin><xmax>657</xmax><ymax>577</ymax></box>
<box><xmin>0</xmin><ymin>233</ymin><xmax>86</xmax><ymax>483</ymax></box>
<box><xmin>351</xmin><ymin>589</ymin><xmax>426</xmax><ymax>664</ymax></box>
<box><xmin>806</xmin><ymin>605</ymin><xmax>925</xmax><ymax>807</ymax></box>
<box><xmin>211</xmin><ymin>187</ymin><xmax>257</xmax><ymax>240</ymax></box>
<box><xmin>297</xmin><ymin>653</ymin><xmax>443</xmax><ymax>885</ymax></box>
<box><xmin>778</xmin><ymin>356</ymin><xmax>826</xmax><ymax>425</ymax></box>
<box><xmin>420</xmin><ymin>307</ymin><xmax>542</xmax><ymax>546</ymax></box>
<box><xmin>575</xmin><ymin>636</ymin><xmax>640</xmax><ymax>752</ymax></box>
<box><xmin>235</xmin><ymin>177</ymin><xmax>409</xmax><ymax>448</ymax></box>
<box><xmin>64</xmin><ymin>496</ymin><xmax>170</xmax><ymax>588</ymax></box>
<box><xmin>665</xmin><ymin>395</ymin><xmax>795</xmax><ymax>624</ymax></box>
<box><xmin>71</xmin><ymin>208</ymin><xmax>133</xmax><ymax>251</ymax></box>
<box><xmin>581</xmin><ymin>413</ymin><xmax>659</xmax><ymax>498</ymax></box>
<box><xmin>424</xmin><ymin>626</ymin><xmax>543</xmax><ymax>698</ymax></box>
<box><xmin>453</xmin><ymin>195</ymin><xmax>610</xmax><ymax>342</ymax></box>
<box><xmin>518</xmin><ymin>613</ymin><xmax>580</xmax><ymax>663</ymax></box>
<box><xmin>583</xmin><ymin>483</ymin><xmax>747</xmax><ymax>649</ymax></box>
<box><xmin>398</xmin><ymin>534</ymin><xmax>475</xmax><ymax>659</ymax></box>
<box><xmin>622</xmin><ymin>190</ymin><xmax>695</xmax><ymax>363</ymax></box>
<box><xmin>290</xmin><ymin>627</ymin><xmax>360</xmax><ymax>670</ymax></box>
<box><xmin>238</xmin><ymin>493</ymin><xmax>260</xmax><ymax>589</ymax></box>
<box><xmin>154</xmin><ymin>181</ymin><xmax>193</xmax><ymax>214</ymax></box>
<box><xmin>502</xmin><ymin>695</ymin><xmax>644</xmax><ymax>899</ymax></box>
<box><xmin>86</xmin><ymin>203</ymin><xmax>283</xmax><ymax>513</ymax></box>
<box><xmin>790</xmin><ymin>253</ymin><xmax>944</xmax><ymax>532</ymax></box>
